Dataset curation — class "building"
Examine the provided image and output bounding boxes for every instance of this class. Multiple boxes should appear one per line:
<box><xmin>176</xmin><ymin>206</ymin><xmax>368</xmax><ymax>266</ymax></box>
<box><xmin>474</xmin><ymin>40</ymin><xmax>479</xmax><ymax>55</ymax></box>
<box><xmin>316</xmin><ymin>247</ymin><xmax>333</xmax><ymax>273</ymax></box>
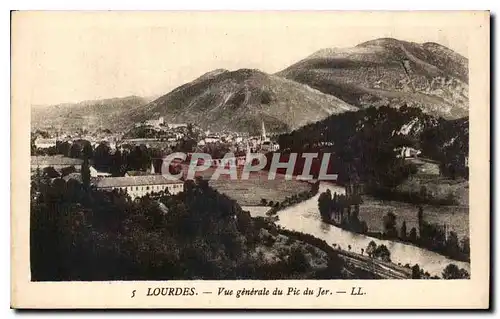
<box><xmin>89</xmin><ymin>166</ymin><xmax>111</xmax><ymax>178</ymax></box>
<box><xmin>261</xmin><ymin>121</ymin><xmax>267</xmax><ymax>141</ymax></box>
<box><xmin>395</xmin><ymin>146</ymin><xmax>421</xmax><ymax>159</ymax></box>
<box><xmin>260</xmin><ymin>140</ymin><xmax>280</xmax><ymax>152</ymax></box>
<box><xmin>34</xmin><ymin>138</ymin><xmax>57</xmax><ymax>149</ymax></box>
<box><xmin>167</xmin><ymin>123</ymin><xmax>187</xmax><ymax>129</ymax></box>
<box><xmin>31</xmin><ymin>155</ymin><xmax>83</xmax><ymax>171</ymax></box>
<box><xmin>204</xmin><ymin>136</ymin><xmax>220</xmax><ymax>144</ymax></box>
<box><xmin>144</xmin><ymin>117</ymin><xmax>165</xmax><ymax>127</ymax></box>
<box><xmin>124</xmin><ymin>170</ymin><xmax>152</xmax><ymax>177</ymax></box>
<box><xmin>95</xmin><ymin>175</ymin><xmax>184</xmax><ymax>199</ymax></box>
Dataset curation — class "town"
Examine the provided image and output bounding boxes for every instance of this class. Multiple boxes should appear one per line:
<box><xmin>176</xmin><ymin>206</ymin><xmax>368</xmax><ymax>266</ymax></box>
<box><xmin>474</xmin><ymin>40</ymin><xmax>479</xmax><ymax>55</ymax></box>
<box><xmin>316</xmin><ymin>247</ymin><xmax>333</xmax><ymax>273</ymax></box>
<box><xmin>31</xmin><ymin>117</ymin><xmax>283</xmax><ymax>199</ymax></box>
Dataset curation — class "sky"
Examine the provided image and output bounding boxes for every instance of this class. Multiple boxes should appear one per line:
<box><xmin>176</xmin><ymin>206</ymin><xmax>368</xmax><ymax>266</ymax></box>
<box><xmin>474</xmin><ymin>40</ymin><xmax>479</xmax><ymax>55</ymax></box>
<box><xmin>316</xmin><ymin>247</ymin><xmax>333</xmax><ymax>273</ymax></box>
<box><xmin>13</xmin><ymin>11</ymin><xmax>472</xmax><ymax>106</ymax></box>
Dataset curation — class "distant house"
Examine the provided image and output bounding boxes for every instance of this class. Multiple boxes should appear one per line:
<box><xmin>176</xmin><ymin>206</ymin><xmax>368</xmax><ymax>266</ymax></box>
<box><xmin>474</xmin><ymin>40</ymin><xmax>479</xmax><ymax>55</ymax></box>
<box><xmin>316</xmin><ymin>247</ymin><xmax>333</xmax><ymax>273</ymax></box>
<box><xmin>395</xmin><ymin>146</ymin><xmax>421</xmax><ymax>159</ymax></box>
<box><xmin>89</xmin><ymin>166</ymin><xmax>111</xmax><ymax>178</ymax></box>
<box><xmin>234</xmin><ymin>136</ymin><xmax>243</xmax><ymax>143</ymax></box>
<box><xmin>95</xmin><ymin>175</ymin><xmax>184</xmax><ymax>199</ymax></box>
<box><xmin>167</xmin><ymin>123</ymin><xmax>187</xmax><ymax>129</ymax></box>
<box><xmin>34</xmin><ymin>138</ymin><xmax>57</xmax><ymax>149</ymax></box>
<box><xmin>143</xmin><ymin>117</ymin><xmax>165</xmax><ymax>127</ymax></box>
<box><xmin>204</xmin><ymin>136</ymin><xmax>220</xmax><ymax>144</ymax></box>
<box><xmin>260</xmin><ymin>140</ymin><xmax>280</xmax><ymax>152</ymax></box>
<box><xmin>124</xmin><ymin>170</ymin><xmax>152</xmax><ymax>177</ymax></box>
<box><xmin>405</xmin><ymin>157</ymin><xmax>441</xmax><ymax>176</ymax></box>
<box><xmin>31</xmin><ymin>155</ymin><xmax>83</xmax><ymax>171</ymax></box>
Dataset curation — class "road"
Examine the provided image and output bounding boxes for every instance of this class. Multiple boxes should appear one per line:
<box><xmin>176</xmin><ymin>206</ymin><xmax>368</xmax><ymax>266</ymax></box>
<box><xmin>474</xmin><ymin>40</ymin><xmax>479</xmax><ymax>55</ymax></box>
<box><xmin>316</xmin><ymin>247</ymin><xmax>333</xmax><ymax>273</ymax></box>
<box><xmin>336</xmin><ymin>249</ymin><xmax>411</xmax><ymax>279</ymax></box>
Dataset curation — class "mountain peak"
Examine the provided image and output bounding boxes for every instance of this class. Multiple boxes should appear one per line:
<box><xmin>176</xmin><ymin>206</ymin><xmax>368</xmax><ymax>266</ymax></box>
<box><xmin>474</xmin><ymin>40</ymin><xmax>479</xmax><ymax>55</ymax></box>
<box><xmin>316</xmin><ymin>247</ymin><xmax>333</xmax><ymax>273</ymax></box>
<box><xmin>278</xmin><ymin>38</ymin><xmax>469</xmax><ymax>119</ymax></box>
<box><xmin>129</xmin><ymin>67</ymin><xmax>355</xmax><ymax>133</ymax></box>
<box><xmin>356</xmin><ymin>37</ymin><xmax>407</xmax><ymax>47</ymax></box>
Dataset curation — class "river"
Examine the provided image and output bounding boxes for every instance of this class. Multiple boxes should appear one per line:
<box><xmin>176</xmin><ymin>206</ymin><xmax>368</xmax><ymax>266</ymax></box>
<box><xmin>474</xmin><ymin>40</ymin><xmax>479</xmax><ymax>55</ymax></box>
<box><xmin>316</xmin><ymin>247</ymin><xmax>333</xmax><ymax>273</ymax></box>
<box><xmin>246</xmin><ymin>182</ymin><xmax>470</xmax><ymax>277</ymax></box>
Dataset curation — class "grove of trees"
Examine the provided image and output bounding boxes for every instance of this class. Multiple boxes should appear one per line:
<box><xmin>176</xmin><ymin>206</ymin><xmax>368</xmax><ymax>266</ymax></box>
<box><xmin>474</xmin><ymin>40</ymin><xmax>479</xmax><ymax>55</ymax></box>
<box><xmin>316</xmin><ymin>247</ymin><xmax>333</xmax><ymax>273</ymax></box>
<box><xmin>30</xmin><ymin>172</ymin><xmax>345</xmax><ymax>281</ymax></box>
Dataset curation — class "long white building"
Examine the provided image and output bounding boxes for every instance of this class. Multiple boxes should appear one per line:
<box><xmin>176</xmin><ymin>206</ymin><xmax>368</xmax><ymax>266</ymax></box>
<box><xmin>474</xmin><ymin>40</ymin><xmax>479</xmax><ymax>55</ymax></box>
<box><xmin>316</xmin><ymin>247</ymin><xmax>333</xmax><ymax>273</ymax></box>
<box><xmin>95</xmin><ymin>175</ymin><xmax>184</xmax><ymax>199</ymax></box>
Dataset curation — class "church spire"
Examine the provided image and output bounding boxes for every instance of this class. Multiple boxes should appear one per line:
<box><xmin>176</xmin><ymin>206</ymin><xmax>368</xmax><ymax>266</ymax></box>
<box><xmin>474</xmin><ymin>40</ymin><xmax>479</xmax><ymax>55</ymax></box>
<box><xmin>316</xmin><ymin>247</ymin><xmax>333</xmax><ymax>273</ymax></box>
<box><xmin>261</xmin><ymin>121</ymin><xmax>267</xmax><ymax>141</ymax></box>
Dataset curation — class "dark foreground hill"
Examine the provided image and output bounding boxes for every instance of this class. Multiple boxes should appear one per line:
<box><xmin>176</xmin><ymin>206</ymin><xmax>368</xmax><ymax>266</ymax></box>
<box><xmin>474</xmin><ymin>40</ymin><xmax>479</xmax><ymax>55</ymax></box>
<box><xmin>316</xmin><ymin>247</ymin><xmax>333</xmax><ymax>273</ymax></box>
<box><xmin>279</xmin><ymin>105</ymin><xmax>469</xmax><ymax>187</ymax></box>
<box><xmin>277</xmin><ymin>38</ymin><xmax>469</xmax><ymax>119</ymax></box>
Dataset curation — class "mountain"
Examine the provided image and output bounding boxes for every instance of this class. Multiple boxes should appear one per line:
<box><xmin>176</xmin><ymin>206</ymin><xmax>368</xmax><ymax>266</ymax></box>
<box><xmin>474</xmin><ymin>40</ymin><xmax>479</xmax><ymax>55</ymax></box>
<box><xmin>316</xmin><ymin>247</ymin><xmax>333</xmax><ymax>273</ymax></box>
<box><xmin>31</xmin><ymin>96</ymin><xmax>151</xmax><ymax>132</ymax></box>
<box><xmin>126</xmin><ymin>68</ymin><xmax>356</xmax><ymax>134</ymax></box>
<box><xmin>277</xmin><ymin>38</ymin><xmax>469</xmax><ymax>119</ymax></box>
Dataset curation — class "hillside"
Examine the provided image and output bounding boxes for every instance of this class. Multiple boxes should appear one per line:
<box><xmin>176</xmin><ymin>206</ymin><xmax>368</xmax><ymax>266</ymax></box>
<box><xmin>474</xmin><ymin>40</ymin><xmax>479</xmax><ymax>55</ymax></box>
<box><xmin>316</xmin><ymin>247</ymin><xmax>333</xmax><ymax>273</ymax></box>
<box><xmin>126</xmin><ymin>68</ymin><xmax>356</xmax><ymax>134</ymax></box>
<box><xmin>279</xmin><ymin>105</ymin><xmax>469</xmax><ymax>185</ymax></box>
<box><xmin>31</xmin><ymin>96</ymin><xmax>151</xmax><ymax>132</ymax></box>
<box><xmin>277</xmin><ymin>38</ymin><xmax>469</xmax><ymax>119</ymax></box>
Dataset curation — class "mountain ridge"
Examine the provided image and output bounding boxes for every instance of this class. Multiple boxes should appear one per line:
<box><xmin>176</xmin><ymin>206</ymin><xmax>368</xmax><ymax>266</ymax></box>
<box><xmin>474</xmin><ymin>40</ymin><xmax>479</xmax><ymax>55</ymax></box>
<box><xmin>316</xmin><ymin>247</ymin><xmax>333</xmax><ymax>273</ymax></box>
<box><xmin>277</xmin><ymin>37</ymin><xmax>468</xmax><ymax>119</ymax></box>
<box><xmin>32</xmin><ymin>38</ymin><xmax>469</xmax><ymax>134</ymax></box>
<box><xmin>126</xmin><ymin>68</ymin><xmax>357</xmax><ymax>134</ymax></box>
<box><xmin>31</xmin><ymin>95</ymin><xmax>152</xmax><ymax>131</ymax></box>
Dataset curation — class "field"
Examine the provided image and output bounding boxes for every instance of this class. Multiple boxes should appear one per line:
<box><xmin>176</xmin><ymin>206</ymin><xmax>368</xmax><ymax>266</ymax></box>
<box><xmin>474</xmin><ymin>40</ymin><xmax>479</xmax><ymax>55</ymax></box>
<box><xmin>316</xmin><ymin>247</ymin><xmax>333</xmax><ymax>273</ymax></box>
<box><xmin>358</xmin><ymin>196</ymin><xmax>469</xmax><ymax>239</ymax></box>
<box><xmin>395</xmin><ymin>176</ymin><xmax>469</xmax><ymax>206</ymax></box>
<box><xmin>179</xmin><ymin>164</ymin><xmax>313</xmax><ymax>206</ymax></box>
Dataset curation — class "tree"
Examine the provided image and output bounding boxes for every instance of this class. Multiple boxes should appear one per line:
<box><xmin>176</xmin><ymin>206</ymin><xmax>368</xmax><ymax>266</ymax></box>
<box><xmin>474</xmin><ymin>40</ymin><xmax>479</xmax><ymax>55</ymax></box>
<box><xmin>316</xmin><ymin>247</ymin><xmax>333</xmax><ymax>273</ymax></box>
<box><xmin>366</xmin><ymin>241</ymin><xmax>377</xmax><ymax>258</ymax></box>
<box><xmin>288</xmin><ymin>248</ymin><xmax>309</xmax><ymax>273</ymax></box>
<box><xmin>360</xmin><ymin>221</ymin><xmax>369</xmax><ymax>234</ymax></box>
<box><xmin>400</xmin><ymin>221</ymin><xmax>407</xmax><ymax>240</ymax></box>
<box><xmin>69</xmin><ymin>143</ymin><xmax>83</xmax><ymax>158</ymax></box>
<box><xmin>94</xmin><ymin>142</ymin><xmax>112</xmax><ymax>170</ymax></box>
<box><xmin>43</xmin><ymin>167</ymin><xmax>60</xmax><ymax>179</ymax></box>
<box><xmin>373</xmin><ymin>244</ymin><xmax>391</xmax><ymax>262</ymax></box>
<box><xmin>460</xmin><ymin>236</ymin><xmax>470</xmax><ymax>256</ymax></box>
<box><xmin>111</xmin><ymin>149</ymin><xmax>125</xmax><ymax>176</ymax></box>
<box><xmin>442</xmin><ymin>263</ymin><xmax>470</xmax><ymax>279</ymax></box>
<box><xmin>383</xmin><ymin>211</ymin><xmax>398</xmax><ymax>238</ymax></box>
<box><xmin>81</xmin><ymin>157</ymin><xmax>91</xmax><ymax>192</ymax></box>
<box><xmin>60</xmin><ymin>166</ymin><xmax>77</xmax><ymax>177</ymax></box>
<box><xmin>56</xmin><ymin>141</ymin><xmax>71</xmax><ymax>156</ymax></box>
<box><xmin>409</xmin><ymin>227</ymin><xmax>418</xmax><ymax>243</ymax></box>
<box><xmin>78</xmin><ymin>140</ymin><xmax>93</xmax><ymax>159</ymax></box>
<box><xmin>411</xmin><ymin>264</ymin><xmax>421</xmax><ymax>279</ymax></box>
<box><xmin>128</xmin><ymin>145</ymin><xmax>152</xmax><ymax>171</ymax></box>
<box><xmin>417</xmin><ymin>206</ymin><xmax>424</xmax><ymax>234</ymax></box>
<box><xmin>318</xmin><ymin>190</ymin><xmax>332</xmax><ymax>221</ymax></box>
<box><xmin>446</xmin><ymin>231</ymin><xmax>460</xmax><ymax>258</ymax></box>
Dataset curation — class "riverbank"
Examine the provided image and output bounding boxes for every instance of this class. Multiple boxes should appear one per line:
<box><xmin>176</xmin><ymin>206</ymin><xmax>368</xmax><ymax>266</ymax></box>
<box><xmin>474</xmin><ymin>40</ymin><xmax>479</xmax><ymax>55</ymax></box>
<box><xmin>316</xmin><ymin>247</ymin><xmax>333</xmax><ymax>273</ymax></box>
<box><xmin>272</xmin><ymin>182</ymin><xmax>470</xmax><ymax>277</ymax></box>
<box><xmin>253</xmin><ymin>217</ymin><xmax>410</xmax><ymax>279</ymax></box>
<box><xmin>359</xmin><ymin>195</ymin><xmax>469</xmax><ymax>239</ymax></box>
<box><xmin>324</xmin><ymin>219</ymin><xmax>470</xmax><ymax>263</ymax></box>
<box><xmin>321</xmin><ymin>183</ymin><xmax>469</xmax><ymax>263</ymax></box>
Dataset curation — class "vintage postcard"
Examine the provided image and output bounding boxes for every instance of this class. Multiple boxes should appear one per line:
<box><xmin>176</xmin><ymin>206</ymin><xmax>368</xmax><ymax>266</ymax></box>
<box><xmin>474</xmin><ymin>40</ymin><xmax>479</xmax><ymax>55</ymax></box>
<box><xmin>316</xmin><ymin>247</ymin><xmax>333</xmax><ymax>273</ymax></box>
<box><xmin>11</xmin><ymin>11</ymin><xmax>490</xmax><ymax>309</ymax></box>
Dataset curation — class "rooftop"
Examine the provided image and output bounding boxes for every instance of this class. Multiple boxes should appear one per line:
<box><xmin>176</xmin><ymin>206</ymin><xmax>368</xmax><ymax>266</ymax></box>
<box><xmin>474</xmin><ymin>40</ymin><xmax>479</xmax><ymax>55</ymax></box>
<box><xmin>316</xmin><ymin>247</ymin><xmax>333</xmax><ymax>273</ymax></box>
<box><xmin>96</xmin><ymin>175</ymin><xmax>183</xmax><ymax>188</ymax></box>
<box><xmin>405</xmin><ymin>157</ymin><xmax>441</xmax><ymax>165</ymax></box>
<box><xmin>31</xmin><ymin>155</ymin><xmax>83</xmax><ymax>166</ymax></box>
<box><xmin>63</xmin><ymin>172</ymin><xmax>82</xmax><ymax>183</ymax></box>
<box><xmin>125</xmin><ymin>170</ymin><xmax>152</xmax><ymax>176</ymax></box>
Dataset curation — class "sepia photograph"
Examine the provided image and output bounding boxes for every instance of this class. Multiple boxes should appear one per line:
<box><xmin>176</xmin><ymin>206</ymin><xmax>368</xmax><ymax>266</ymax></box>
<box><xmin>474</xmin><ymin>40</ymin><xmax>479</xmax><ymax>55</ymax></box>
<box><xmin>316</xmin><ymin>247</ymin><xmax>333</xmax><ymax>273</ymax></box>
<box><xmin>11</xmin><ymin>11</ymin><xmax>490</xmax><ymax>309</ymax></box>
